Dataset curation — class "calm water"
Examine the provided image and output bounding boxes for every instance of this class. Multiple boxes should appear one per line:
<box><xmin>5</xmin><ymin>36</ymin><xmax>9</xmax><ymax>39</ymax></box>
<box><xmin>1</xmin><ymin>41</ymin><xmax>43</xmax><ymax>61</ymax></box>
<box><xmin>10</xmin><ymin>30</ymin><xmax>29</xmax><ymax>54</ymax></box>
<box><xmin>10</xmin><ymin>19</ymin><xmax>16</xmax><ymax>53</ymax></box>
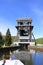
<box><xmin>32</xmin><ymin>51</ymin><xmax>43</xmax><ymax>65</ymax></box>
<box><xmin>0</xmin><ymin>50</ymin><xmax>43</xmax><ymax>65</ymax></box>
<box><xmin>11</xmin><ymin>50</ymin><xmax>43</xmax><ymax>65</ymax></box>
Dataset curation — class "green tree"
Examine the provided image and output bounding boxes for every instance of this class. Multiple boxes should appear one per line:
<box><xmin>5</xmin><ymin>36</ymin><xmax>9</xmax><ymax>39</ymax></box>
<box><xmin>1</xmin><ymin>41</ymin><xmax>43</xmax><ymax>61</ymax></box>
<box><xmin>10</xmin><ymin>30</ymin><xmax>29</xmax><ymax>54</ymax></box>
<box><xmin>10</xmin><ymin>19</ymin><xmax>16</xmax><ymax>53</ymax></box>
<box><xmin>0</xmin><ymin>32</ymin><xmax>4</xmax><ymax>47</ymax></box>
<box><xmin>5</xmin><ymin>28</ymin><xmax>12</xmax><ymax>46</ymax></box>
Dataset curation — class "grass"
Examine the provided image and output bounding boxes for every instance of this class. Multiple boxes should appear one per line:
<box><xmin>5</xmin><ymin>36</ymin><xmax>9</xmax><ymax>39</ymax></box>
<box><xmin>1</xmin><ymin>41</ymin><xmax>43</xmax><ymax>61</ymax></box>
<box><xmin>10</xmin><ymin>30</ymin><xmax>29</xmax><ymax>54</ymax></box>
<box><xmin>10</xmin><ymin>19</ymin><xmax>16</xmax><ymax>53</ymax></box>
<box><xmin>33</xmin><ymin>38</ymin><xmax>43</xmax><ymax>44</ymax></box>
<box><xmin>28</xmin><ymin>46</ymin><xmax>43</xmax><ymax>52</ymax></box>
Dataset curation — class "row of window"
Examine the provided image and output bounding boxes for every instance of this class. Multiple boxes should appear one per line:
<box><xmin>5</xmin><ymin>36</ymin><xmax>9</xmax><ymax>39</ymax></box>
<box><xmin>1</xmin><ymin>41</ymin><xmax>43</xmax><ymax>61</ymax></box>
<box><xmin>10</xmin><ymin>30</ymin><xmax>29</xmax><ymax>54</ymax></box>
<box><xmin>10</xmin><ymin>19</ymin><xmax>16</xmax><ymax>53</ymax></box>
<box><xmin>18</xmin><ymin>22</ymin><xmax>31</xmax><ymax>25</ymax></box>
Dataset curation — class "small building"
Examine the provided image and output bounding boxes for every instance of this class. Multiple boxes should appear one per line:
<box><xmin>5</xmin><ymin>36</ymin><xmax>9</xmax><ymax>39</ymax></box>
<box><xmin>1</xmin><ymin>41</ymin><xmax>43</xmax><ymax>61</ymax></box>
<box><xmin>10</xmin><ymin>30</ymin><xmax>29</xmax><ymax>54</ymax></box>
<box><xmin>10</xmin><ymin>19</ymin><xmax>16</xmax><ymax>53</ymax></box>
<box><xmin>15</xmin><ymin>18</ymin><xmax>35</xmax><ymax>50</ymax></box>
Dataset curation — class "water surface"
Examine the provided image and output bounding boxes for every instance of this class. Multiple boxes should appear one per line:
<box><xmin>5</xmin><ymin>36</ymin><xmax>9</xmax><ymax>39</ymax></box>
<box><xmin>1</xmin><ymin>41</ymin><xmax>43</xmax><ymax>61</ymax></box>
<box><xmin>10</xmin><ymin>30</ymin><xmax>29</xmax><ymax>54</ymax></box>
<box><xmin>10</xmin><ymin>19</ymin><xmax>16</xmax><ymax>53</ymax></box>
<box><xmin>0</xmin><ymin>50</ymin><xmax>43</xmax><ymax>65</ymax></box>
<box><xmin>12</xmin><ymin>50</ymin><xmax>43</xmax><ymax>65</ymax></box>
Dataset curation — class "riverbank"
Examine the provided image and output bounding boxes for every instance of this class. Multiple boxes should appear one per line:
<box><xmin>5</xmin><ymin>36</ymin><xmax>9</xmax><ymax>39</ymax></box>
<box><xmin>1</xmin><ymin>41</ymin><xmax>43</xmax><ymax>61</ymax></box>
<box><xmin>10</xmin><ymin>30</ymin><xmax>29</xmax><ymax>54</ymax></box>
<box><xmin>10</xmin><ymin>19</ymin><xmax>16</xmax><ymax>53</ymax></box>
<box><xmin>0</xmin><ymin>46</ymin><xmax>20</xmax><ymax>52</ymax></box>
<box><xmin>28</xmin><ymin>46</ymin><xmax>43</xmax><ymax>52</ymax></box>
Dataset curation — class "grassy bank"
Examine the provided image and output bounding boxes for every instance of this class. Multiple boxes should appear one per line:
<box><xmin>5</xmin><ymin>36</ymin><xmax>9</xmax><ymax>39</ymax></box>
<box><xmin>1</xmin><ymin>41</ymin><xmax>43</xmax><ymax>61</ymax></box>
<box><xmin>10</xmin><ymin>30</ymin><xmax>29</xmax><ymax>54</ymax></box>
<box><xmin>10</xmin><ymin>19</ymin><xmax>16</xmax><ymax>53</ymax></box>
<box><xmin>35</xmin><ymin>38</ymin><xmax>43</xmax><ymax>44</ymax></box>
<box><xmin>0</xmin><ymin>46</ymin><xmax>20</xmax><ymax>55</ymax></box>
<box><xmin>28</xmin><ymin>46</ymin><xmax>43</xmax><ymax>52</ymax></box>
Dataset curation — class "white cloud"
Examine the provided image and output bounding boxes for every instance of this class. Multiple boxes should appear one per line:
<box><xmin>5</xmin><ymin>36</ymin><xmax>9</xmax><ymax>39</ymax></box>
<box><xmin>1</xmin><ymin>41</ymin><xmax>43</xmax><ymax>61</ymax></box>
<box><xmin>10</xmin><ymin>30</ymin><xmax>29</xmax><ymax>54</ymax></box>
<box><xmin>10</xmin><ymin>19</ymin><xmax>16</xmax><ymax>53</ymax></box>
<box><xmin>32</xmin><ymin>8</ymin><xmax>43</xmax><ymax>17</ymax></box>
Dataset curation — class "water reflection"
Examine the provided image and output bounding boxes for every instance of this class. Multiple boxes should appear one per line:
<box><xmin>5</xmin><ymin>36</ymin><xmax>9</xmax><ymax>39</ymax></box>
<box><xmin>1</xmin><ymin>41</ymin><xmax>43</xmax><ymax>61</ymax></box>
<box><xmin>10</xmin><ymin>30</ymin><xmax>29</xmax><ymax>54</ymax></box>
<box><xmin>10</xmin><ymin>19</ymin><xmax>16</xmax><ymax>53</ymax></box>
<box><xmin>21</xmin><ymin>60</ymin><xmax>32</xmax><ymax>65</ymax></box>
<box><xmin>12</xmin><ymin>50</ymin><xmax>33</xmax><ymax>65</ymax></box>
<box><xmin>12</xmin><ymin>50</ymin><xmax>43</xmax><ymax>65</ymax></box>
<box><xmin>0</xmin><ymin>50</ymin><xmax>43</xmax><ymax>65</ymax></box>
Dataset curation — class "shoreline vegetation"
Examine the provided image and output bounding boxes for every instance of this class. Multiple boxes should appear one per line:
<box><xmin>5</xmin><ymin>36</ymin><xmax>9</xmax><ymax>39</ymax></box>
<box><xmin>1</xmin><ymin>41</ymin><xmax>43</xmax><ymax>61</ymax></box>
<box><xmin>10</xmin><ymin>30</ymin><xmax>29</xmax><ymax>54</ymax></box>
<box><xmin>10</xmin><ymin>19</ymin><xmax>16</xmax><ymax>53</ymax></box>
<box><xmin>0</xmin><ymin>46</ymin><xmax>20</xmax><ymax>52</ymax></box>
<box><xmin>3</xmin><ymin>36</ymin><xmax>43</xmax><ymax>44</ymax></box>
<box><xmin>28</xmin><ymin>46</ymin><xmax>43</xmax><ymax>52</ymax></box>
<box><xmin>0</xmin><ymin>45</ymin><xmax>43</xmax><ymax>52</ymax></box>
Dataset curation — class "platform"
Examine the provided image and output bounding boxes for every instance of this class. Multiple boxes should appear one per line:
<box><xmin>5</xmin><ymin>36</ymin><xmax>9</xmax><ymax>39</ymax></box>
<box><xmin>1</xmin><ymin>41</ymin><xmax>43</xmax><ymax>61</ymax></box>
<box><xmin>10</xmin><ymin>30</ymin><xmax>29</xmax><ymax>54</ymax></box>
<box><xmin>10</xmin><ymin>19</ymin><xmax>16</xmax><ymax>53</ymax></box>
<box><xmin>0</xmin><ymin>60</ymin><xmax>24</xmax><ymax>65</ymax></box>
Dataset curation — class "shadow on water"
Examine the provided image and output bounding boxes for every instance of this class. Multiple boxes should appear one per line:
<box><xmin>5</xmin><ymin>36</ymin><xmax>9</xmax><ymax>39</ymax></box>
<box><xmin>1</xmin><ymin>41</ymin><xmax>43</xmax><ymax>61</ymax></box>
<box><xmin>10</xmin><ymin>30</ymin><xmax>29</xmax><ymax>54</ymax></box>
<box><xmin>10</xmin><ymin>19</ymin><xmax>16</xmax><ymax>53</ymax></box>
<box><xmin>11</xmin><ymin>50</ymin><xmax>33</xmax><ymax>65</ymax></box>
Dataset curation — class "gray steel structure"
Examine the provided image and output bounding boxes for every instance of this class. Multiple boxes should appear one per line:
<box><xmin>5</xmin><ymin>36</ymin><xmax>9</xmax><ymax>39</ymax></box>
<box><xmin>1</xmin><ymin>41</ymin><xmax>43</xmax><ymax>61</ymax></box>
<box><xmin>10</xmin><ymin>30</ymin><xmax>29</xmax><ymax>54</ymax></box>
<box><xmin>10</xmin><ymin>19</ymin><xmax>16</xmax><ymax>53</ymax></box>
<box><xmin>16</xmin><ymin>18</ymin><xmax>33</xmax><ymax>42</ymax></box>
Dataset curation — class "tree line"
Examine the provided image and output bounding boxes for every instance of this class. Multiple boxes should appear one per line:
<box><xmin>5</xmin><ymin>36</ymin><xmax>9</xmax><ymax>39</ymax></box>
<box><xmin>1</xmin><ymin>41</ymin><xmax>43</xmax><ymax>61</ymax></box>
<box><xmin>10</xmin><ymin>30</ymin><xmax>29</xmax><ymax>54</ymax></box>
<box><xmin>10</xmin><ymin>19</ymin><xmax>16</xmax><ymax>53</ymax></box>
<box><xmin>0</xmin><ymin>28</ymin><xmax>12</xmax><ymax>47</ymax></box>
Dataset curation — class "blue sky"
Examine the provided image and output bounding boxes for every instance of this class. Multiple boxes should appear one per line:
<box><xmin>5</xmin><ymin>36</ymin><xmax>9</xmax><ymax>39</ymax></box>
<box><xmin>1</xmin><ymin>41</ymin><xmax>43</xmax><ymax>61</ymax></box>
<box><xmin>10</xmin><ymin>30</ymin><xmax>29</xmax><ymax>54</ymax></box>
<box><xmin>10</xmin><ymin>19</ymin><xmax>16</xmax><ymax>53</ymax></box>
<box><xmin>0</xmin><ymin>0</ymin><xmax>43</xmax><ymax>38</ymax></box>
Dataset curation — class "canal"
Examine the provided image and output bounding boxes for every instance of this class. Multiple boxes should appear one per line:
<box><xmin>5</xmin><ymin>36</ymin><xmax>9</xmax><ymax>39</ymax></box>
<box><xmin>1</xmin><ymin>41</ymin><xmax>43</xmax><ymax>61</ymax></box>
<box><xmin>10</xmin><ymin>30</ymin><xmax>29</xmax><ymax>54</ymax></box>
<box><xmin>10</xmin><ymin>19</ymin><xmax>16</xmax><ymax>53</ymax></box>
<box><xmin>0</xmin><ymin>49</ymin><xmax>43</xmax><ymax>65</ymax></box>
<box><xmin>11</xmin><ymin>50</ymin><xmax>43</xmax><ymax>65</ymax></box>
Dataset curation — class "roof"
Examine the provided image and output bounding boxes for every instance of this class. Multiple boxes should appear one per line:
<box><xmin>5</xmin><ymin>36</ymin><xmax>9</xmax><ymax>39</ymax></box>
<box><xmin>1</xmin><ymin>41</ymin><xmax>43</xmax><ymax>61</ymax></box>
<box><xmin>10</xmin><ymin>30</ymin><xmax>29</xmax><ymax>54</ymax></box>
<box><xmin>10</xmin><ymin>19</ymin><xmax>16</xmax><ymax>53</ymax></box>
<box><xmin>16</xmin><ymin>18</ymin><xmax>32</xmax><ymax>22</ymax></box>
